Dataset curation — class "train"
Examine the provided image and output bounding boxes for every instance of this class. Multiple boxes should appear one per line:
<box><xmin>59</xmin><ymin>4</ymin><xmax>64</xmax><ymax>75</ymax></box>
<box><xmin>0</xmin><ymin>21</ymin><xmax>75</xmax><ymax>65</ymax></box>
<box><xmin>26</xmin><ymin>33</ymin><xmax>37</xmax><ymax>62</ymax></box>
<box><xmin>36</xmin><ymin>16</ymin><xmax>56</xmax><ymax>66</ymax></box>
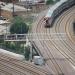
<box><xmin>44</xmin><ymin>0</ymin><xmax>75</xmax><ymax>27</ymax></box>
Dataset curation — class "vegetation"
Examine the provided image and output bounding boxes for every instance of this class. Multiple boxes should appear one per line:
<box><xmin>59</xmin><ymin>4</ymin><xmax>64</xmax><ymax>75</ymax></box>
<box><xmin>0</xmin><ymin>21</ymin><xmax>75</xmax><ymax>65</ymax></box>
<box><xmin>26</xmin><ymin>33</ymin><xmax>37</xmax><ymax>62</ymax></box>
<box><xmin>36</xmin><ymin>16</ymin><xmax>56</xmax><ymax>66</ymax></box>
<box><xmin>0</xmin><ymin>39</ymin><xmax>32</xmax><ymax>60</ymax></box>
<box><xmin>24</xmin><ymin>46</ymin><xmax>30</xmax><ymax>60</ymax></box>
<box><xmin>10</xmin><ymin>16</ymin><xmax>29</xmax><ymax>34</ymax></box>
<box><xmin>46</xmin><ymin>0</ymin><xmax>54</xmax><ymax>5</ymax></box>
<box><xmin>0</xmin><ymin>41</ymin><xmax>24</xmax><ymax>54</ymax></box>
<box><xmin>0</xmin><ymin>16</ymin><xmax>33</xmax><ymax>60</ymax></box>
<box><xmin>46</xmin><ymin>0</ymin><xmax>60</xmax><ymax>5</ymax></box>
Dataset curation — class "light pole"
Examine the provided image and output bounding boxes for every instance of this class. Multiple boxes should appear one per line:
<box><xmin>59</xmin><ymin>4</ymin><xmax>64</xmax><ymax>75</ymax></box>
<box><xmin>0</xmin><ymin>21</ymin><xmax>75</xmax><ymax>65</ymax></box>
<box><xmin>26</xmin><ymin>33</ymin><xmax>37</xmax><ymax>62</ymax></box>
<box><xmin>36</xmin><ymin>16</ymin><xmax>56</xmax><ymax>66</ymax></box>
<box><xmin>0</xmin><ymin>5</ymin><xmax>1</xmax><ymax>16</ymax></box>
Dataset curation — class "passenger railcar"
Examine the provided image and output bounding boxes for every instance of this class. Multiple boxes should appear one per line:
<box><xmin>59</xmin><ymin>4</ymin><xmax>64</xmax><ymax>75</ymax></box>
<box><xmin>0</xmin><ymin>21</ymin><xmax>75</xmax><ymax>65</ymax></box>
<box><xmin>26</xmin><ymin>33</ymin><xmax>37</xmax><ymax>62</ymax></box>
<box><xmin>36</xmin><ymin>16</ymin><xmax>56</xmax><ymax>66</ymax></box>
<box><xmin>44</xmin><ymin>0</ymin><xmax>75</xmax><ymax>27</ymax></box>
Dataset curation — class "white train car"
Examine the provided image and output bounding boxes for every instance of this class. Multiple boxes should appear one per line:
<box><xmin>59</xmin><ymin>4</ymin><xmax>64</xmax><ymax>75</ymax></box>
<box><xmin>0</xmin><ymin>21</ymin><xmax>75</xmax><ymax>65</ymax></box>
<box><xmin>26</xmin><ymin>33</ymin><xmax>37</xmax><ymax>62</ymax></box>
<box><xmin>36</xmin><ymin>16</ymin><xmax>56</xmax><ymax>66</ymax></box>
<box><xmin>44</xmin><ymin>0</ymin><xmax>67</xmax><ymax>27</ymax></box>
<box><xmin>44</xmin><ymin>0</ymin><xmax>75</xmax><ymax>27</ymax></box>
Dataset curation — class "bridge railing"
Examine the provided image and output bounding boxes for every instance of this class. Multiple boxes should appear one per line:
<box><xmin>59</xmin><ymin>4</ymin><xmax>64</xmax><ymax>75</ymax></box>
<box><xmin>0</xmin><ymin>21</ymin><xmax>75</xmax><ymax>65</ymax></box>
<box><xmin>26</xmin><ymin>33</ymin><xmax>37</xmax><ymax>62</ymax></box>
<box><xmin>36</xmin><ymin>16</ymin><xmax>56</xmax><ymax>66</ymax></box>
<box><xmin>4</xmin><ymin>34</ymin><xmax>27</xmax><ymax>41</ymax></box>
<box><xmin>0</xmin><ymin>33</ymin><xmax>66</xmax><ymax>41</ymax></box>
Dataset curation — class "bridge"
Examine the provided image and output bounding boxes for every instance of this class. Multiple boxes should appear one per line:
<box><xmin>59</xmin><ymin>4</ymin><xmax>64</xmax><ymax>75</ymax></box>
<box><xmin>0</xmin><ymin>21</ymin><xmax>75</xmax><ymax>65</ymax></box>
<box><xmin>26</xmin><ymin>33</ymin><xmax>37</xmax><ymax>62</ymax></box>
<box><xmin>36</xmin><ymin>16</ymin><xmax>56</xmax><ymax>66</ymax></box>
<box><xmin>0</xmin><ymin>33</ymin><xmax>66</xmax><ymax>41</ymax></box>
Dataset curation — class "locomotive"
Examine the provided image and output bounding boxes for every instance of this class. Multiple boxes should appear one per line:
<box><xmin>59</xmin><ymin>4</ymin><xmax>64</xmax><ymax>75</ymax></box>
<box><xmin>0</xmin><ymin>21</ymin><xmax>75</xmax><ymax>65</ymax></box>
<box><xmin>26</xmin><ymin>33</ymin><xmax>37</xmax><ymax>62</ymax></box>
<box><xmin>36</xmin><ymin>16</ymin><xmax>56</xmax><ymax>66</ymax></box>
<box><xmin>44</xmin><ymin>0</ymin><xmax>75</xmax><ymax>27</ymax></box>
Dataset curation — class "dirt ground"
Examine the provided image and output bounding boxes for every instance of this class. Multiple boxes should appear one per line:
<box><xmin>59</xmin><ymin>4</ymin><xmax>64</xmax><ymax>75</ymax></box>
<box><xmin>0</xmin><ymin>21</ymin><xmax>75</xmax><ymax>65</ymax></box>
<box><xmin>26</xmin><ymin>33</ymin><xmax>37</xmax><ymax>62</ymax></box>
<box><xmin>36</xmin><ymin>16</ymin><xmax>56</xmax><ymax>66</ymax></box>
<box><xmin>1</xmin><ymin>4</ymin><xmax>49</xmax><ymax>19</ymax></box>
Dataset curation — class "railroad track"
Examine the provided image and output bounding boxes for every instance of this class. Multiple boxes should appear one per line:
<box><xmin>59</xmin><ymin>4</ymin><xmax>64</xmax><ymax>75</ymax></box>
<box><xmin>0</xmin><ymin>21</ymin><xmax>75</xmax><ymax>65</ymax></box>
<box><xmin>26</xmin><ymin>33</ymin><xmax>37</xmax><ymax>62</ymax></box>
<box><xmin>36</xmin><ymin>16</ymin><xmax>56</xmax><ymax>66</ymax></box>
<box><xmin>0</xmin><ymin>69</ymin><xmax>11</xmax><ymax>75</ymax></box>
<box><xmin>32</xmin><ymin>10</ymin><xmax>63</xmax><ymax>75</ymax></box>
<box><xmin>0</xmin><ymin>51</ymin><xmax>50</xmax><ymax>75</ymax></box>
<box><xmin>0</xmin><ymin>11</ymin><xmax>50</xmax><ymax>75</ymax></box>
<box><xmin>31</xmin><ymin>5</ymin><xmax>75</xmax><ymax>75</ymax></box>
<box><xmin>48</xmin><ymin>6</ymin><xmax>75</xmax><ymax>75</ymax></box>
<box><xmin>0</xmin><ymin>10</ymin><xmax>50</xmax><ymax>75</ymax></box>
<box><xmin>0</xmin><ymin>3</ymin><xmax>75</xmax><ymax>75</ymax></box>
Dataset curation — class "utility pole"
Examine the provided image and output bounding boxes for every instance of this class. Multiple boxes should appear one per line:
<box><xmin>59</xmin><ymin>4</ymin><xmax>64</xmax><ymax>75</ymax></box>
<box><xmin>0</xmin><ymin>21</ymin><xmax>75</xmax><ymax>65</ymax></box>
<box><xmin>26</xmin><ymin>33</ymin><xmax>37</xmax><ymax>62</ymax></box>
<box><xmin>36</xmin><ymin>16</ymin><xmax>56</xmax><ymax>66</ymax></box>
<box><xmin>26</xmin><ymin>0</ymin><xmax>28</xmax><ymax>13</ymax></box>
<box><xmin>12</xmin><ymin>0</ymin><xmax>15</xmax><ymax>17</ymax></box>
<box><xmin>30</xmin><ymin>43</ymin><xmax>33</xmax><ymax>61</ymax></box>
<box><xmin>0</xmin><ymin>5</ymin><xmax>1</xmax><ymax>16</ymax></box>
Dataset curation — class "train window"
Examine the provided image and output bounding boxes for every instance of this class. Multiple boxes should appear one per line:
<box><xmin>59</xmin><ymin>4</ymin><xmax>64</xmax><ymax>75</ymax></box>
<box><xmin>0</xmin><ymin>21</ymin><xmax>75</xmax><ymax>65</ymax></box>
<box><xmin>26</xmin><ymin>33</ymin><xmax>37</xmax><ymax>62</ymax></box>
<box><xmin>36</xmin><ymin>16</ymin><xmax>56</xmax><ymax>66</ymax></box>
<box><xmin>53</xmin><ymin>10</ymin><xmax>58</xmax><ymax>17</ymax></box>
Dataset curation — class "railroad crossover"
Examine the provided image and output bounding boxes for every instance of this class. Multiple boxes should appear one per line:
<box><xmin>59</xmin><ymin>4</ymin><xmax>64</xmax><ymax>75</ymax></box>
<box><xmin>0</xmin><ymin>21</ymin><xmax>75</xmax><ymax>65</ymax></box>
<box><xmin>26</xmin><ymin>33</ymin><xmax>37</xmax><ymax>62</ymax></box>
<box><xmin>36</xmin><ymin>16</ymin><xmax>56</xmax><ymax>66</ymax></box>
<box><xmin>0</xmin><ymin>0</ymin><xmax>75</xmax><ymax>75</ymax></box>
<box><xmin>31</xmin><ymin>4</ymin><xmax>75</xmax><ymax>75</ymax></box>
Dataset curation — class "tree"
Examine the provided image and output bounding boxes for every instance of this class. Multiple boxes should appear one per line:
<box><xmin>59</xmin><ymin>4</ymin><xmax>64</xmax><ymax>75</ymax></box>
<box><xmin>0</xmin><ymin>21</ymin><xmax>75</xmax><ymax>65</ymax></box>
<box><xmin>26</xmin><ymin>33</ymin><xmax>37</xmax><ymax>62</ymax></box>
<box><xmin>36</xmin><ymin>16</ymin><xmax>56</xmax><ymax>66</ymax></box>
<box><xmin>10</xmin><ymin>16</ymin><xmax>29</xmax><ymax>34</ymax></box>
<box><xmin>46</xmin><ymin>0</ymin><xmax>54</xmax><ymax>5</ymax></box>
<box><xmin>46</xmin><ymin>0</ymin><xmax>60</xmax><ymax>5</ymax></box>
<box><xmin>24</xmin><ymin>46</ymin><xmax>30</xmax><ymax>60</ymax></box>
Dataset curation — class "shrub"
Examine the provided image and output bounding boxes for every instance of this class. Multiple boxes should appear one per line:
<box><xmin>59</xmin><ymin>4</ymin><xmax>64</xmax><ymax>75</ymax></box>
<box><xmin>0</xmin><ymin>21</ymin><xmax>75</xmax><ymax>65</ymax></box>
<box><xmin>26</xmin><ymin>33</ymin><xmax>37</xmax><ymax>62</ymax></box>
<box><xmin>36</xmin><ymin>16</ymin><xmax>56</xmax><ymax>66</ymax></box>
<box><xmin>10</xmin><ymin>16</ymin><xmax>29</xmax><ymax>34</ymax></box>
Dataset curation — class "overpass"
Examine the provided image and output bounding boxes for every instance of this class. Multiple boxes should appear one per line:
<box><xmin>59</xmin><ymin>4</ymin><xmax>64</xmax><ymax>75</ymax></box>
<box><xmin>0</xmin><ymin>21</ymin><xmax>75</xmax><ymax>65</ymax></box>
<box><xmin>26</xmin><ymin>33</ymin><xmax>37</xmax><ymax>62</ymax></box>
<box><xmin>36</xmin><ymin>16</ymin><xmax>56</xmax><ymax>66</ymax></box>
<box><xmin>0</xmin><ymin>33</ymin><xmax>66</xmax><ymax>41</ymax></box>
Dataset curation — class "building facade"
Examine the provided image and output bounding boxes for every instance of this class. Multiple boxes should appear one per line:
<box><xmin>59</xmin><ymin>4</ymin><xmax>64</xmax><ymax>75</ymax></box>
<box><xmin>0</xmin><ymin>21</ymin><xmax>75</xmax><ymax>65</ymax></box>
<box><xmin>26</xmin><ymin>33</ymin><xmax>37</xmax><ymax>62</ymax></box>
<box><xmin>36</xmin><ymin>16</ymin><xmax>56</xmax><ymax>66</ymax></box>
<box><xmin>19</xmin><ymin>0</ymin><xmax>45</xmax><ymax>3</ymax></box>
<box><xmin>0</xmin><ymin>0</ymin><xmax>19</xmax><ymax>3</ymax></box>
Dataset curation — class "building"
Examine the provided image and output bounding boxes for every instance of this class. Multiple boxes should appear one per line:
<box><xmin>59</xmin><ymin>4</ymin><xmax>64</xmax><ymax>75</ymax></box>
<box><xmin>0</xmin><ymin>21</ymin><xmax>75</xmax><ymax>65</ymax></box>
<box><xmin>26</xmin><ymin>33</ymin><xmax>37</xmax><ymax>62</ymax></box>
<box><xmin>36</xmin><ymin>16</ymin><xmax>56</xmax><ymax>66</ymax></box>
<box><xmin>0</xmin><ymin>0</ymin><xmax>19</xmax><ymax>3</ymax></box>
<box><xmin>0</xmin><ymin>2</ymin><xmax>31</xmax><ymax>18</ymax></box>
<box><xmin>19</xmin><ymin>0</ymin><xmax>45</xmax><ymax>3</ymax></box>
<box><xmin>0</xmin><ymin>0</ymin><xmax>46</xmax><ymax>4</ymax></box>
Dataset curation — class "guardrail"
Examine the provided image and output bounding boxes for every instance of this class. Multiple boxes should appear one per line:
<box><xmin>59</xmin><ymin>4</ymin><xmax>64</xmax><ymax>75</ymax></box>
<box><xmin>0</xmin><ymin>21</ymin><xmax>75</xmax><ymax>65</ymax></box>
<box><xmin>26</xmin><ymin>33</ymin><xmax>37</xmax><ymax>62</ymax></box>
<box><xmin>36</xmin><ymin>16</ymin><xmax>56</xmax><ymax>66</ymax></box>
<box><xmin>0</xmin><ymin>33</ymin><xmax>66</xmax><ymax>41</ymax></box>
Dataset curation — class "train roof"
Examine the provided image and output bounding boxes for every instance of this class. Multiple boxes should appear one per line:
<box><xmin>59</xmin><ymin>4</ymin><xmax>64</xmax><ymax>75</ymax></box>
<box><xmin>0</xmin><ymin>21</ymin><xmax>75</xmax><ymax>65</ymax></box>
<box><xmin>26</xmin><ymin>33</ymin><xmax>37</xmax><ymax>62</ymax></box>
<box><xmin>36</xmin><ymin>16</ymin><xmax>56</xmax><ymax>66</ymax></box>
<box><xmin>45</xmin><ymin>0</ymin><xmax>68</xmax><ymax>18</ymax></box>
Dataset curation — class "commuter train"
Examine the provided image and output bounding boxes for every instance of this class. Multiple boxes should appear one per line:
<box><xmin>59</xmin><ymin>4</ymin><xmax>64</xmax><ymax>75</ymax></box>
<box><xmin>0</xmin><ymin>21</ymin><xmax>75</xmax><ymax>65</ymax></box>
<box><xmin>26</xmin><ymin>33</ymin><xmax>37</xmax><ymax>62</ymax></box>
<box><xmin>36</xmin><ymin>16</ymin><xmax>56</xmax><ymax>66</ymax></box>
<box><xmin>44</xmin><ymin>0</ymin><xmax>75</xmax><ymax>27</ymax></box>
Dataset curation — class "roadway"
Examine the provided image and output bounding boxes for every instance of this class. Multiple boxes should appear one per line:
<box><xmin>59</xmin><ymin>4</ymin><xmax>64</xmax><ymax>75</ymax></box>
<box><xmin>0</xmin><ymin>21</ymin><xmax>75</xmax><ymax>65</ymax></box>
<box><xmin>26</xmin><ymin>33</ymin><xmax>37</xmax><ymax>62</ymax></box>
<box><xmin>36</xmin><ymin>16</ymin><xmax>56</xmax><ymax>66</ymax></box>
<box><xmin>31</xmin><ymin>5</ymin><xmax>75</xmax><ymax>75</ymax></box>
